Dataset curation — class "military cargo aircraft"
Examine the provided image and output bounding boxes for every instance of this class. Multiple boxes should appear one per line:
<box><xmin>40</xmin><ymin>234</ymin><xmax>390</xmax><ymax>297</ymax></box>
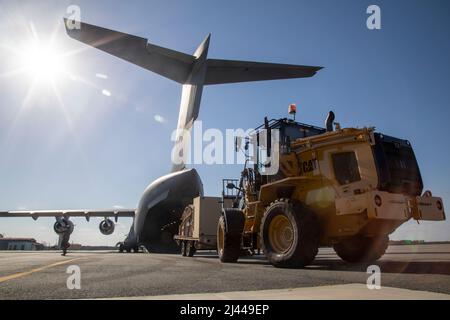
<box><xmin>0</xmin><ymin>19</ymin><xmax>321</xmax><ymax>253</ymax></box>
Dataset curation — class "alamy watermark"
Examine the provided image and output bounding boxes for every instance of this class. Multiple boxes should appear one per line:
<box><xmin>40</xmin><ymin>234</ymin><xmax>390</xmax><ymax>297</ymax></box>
<box><xmin>65</xmin><ymin>5</ymin><xmax>81</xmax><ymax>30</ymax></box>
<box><xmin>66</xmin><ymin>265</ymin><xmax>81</xmax><ymax>290</ymax></box>
<box><xmin>367</xmin><ymin>5</ymin><xmax>381</xmax><ymax>30</ymax></box>
<box><xmin>170</xmin><ymin>121</ymin><xmax>280</xmax><ymax>175</ymax></box>
<box><xmin>366</xmin><ymin>265</ymin><xmax>381</xmax><ymax>290</ymax></box>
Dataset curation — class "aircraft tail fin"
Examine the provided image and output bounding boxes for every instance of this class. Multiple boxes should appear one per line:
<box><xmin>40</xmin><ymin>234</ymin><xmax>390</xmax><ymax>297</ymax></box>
<box><xmin>170</xmin><ymin>34</ymin><xmax>210</xmax><ymax>172</ymax></box>
<box><xmin>64</xmin><ymin>19</ymin><xmax>322</xmax><ymax>172</ymax></box>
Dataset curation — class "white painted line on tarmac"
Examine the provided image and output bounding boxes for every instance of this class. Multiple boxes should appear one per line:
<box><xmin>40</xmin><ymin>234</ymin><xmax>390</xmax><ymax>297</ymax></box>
<box><xmin>105</xmin><ymin>284</ymin><xmax>450</xmax><ymax>300</ymax></box>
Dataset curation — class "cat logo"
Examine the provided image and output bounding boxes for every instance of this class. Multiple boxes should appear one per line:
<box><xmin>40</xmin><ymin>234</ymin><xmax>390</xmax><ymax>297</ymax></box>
<box><xmin>301</xmin><ymin>159</ymin><xmax>317</xmax><ymax>174</ymax></box>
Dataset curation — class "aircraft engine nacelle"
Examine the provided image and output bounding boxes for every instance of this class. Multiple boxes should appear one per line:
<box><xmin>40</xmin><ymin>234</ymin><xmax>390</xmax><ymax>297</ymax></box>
<box><xmin>99</xmin><ymin>218</ymin><xmax>115</xmax><ymax>235</ymax></box>
<box><xmin>53</xmin><ymin>219</ymin><xmax>74</xmax><ymax>235</ymax></box>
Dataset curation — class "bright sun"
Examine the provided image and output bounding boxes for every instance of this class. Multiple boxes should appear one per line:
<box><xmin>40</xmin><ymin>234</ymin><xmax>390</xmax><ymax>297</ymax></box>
<box><xmin>19</xmin><ymin>43</ymin><xmax>66</xmax><ymax>82</ymax></box>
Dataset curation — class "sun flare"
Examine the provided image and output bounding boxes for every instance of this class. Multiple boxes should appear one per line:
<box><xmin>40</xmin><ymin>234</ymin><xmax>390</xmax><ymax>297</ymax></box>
<box><xmin>19</xmin><ymin>43</ymin><xmax>66</xmax><ymax>82</ymax></box>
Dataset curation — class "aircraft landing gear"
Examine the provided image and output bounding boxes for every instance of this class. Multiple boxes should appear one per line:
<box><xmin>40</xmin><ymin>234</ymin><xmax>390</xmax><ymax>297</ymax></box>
<box><xmin>117</xmin><ymin>242</ymin><xmax>140</xmax><ymax>253</ymax></box>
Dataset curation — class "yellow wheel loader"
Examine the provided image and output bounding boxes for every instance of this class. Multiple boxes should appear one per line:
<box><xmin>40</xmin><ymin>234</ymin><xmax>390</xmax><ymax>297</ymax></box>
<box><xmin>217</xmin><ymin>112</ymin><xmax>446</xmax><ymax>268</ymax></box>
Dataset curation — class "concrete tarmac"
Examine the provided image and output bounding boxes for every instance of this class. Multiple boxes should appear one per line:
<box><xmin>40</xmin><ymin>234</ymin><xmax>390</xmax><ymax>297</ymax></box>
<box><xmin>0</xmin><ymin>244</ymin><xmax>449</xmax><ymax>299</ymax></box>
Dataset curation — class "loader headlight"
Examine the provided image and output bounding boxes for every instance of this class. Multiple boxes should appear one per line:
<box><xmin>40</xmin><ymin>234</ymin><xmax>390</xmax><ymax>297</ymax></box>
<box><xmin>374</xmin><ymin>195</ymin><xmax>382</xmax><ymax>207</ymax></box>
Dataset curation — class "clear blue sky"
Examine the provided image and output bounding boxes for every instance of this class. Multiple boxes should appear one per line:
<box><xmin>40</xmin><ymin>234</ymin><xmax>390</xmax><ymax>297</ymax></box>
<box><xmin>0</xmin><ymin>0</ymin><xmax>449</xmax><ymax>245</ymax></box>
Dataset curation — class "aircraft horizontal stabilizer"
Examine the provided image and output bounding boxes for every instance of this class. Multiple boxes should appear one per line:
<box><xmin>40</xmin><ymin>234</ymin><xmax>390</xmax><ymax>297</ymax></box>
<box><xmin>205</xmin><ymin>59</ymin><xmax>322</xmax><ymax>85</ymax></box>
<box><xmin>64</xmin><ymin>19</ymin><xmax>195</xmax><ymax>83</ymax></box>
<box><xmin>64</xmin><ymin>19</ymin><xmax>322</xmax><ymax>87</ymax></box>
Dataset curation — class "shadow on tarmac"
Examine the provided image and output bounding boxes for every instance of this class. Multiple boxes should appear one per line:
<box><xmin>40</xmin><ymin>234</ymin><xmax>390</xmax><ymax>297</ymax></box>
<box><xmin>193</xmin><ymin>252</ymin><xmax>450</xmax><ymax>275</ymax></box>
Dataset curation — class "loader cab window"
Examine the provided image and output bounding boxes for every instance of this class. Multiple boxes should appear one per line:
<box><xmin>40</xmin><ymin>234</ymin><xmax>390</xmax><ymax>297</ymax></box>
<box><xmin>332</xmin><ymin>152</ymin><xmax>361</xmax><ymax>185</ymax></box>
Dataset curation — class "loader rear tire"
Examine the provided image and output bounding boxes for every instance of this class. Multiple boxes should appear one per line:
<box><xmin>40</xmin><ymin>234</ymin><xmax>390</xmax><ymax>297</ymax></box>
<box><xmin>261</xmin><ymin>199</ymin><xmax>320</xmax><ymax>268</ymax></box>
<box><xmin>333</xmin><ymin>235</ymin><xmax>389</xmax><ymax>263</ymax></box>
<box><xmin>217</xmin><ymin>215</ymin><xmax>241</xmax><ymax>263</ymax></box>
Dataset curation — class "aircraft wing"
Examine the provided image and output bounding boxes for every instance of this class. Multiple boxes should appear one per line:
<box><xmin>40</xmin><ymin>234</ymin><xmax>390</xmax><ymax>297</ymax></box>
<box><xmin>204</xmin><ymin>59</ymin><xmax>322</xmax><ymax>85</ymax></box>
<box><xmin>0</xmin><ymin>209</ymin><xmax>135</xmax><ymax>220</ymax></box>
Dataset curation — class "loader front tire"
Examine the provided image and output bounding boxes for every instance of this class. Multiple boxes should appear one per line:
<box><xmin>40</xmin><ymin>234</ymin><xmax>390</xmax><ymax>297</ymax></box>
<box><xmin>261</xmin><ymin>199</ymin><xmax>320</xmax><ymax>268</ymax></box>
<box><xmin>217</xmin><ymin>215</ymin><xmax>241</xmax><ymax>263</ymax></box>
